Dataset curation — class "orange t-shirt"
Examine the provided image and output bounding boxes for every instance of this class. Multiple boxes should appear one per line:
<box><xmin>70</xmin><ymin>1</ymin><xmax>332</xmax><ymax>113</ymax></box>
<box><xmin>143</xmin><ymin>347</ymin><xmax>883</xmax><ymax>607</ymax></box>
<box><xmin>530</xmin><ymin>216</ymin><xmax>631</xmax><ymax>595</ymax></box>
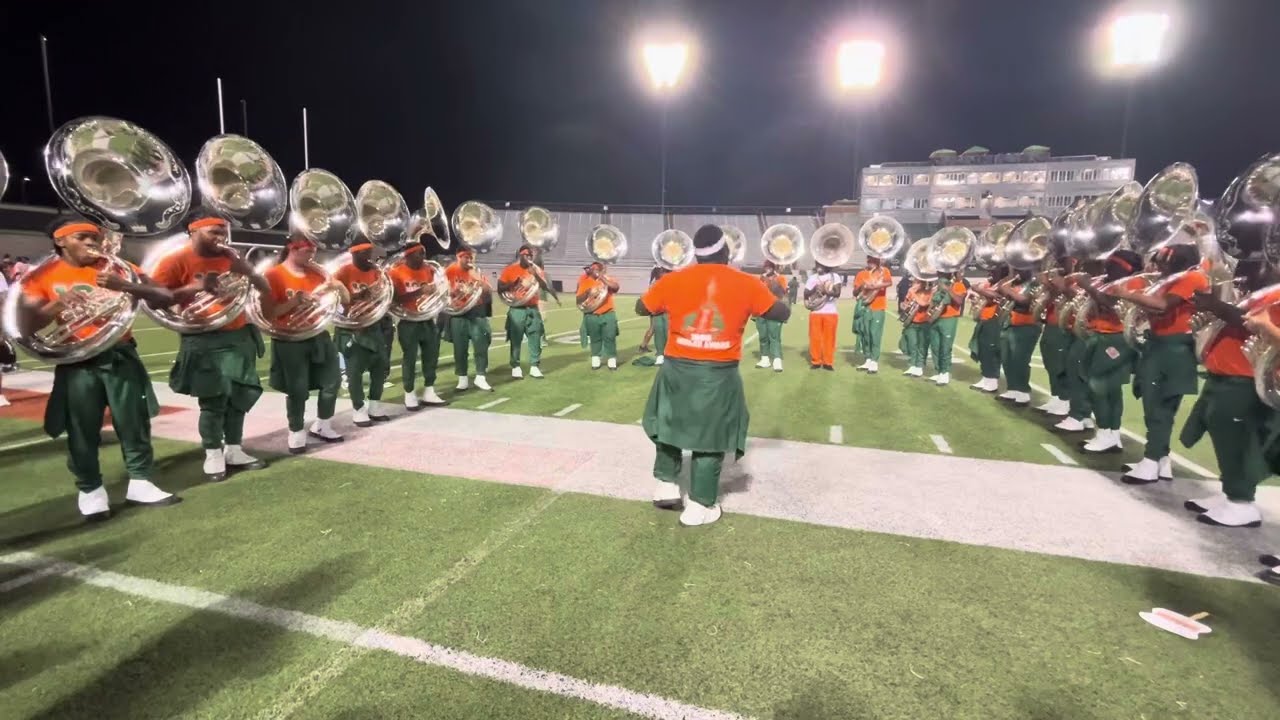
<box><xmin>150</xmin><ymin>245</ymin><xmax>247</xmax><ymax>331</ymax></box>
<box><xmin>939</xmin><ymin>280</ymin><xmax>966</xmax><ymax>319</ymax></box>
<box><xmin>498</xmin><ymin>263</ymin><xmax>539</xmax><ymax>307</ymax></box>
<box><xmin>1203</xmin><ymin>324</ymin><xmax>1252</xmax><ymax>377</ymax></box>
<box><xmin>387</xmin><ymin>263</ymin><xmax>436</xmax><ymax>311</ymax></box>
<box><xmin>20</xmin><ymin>257</ymin><xmax>138</xmax><ymax>342</ymax></box>
<box><xmin>854</xmin><ymin>267</ymin><xmax>892</xmax><ymax>311</ymax></box>
<box><xmin>1149</xmin><ymin>270</ymin><xmax>1211</xmax><ymax>336</ymax></box>
<box><xmin>910</xmin><ymin>288</ymin><xmax>933</xmax><ymax>324</ymax></box>
<box><xmin>1089</xmin><ymin>276</ymin><xmax>1147</xmax><ymax>333</ymax></box>
<box><xmin>577</xmin><ymin>274</ymin><xmax>615</xmax><ymax>315</ymax></box>
<box><xmin>1008</xmin><ymin>281</ymin><xmax>1037</xmax><ymax>326</ymax></box>
<box><xmin>264</xmin><ymin>263</ymin><xmax>326</xmax><ymax>327</ymax></box>
<box><xmin>640</xmin><ymin>263</ymin><xmax>778</xmax><ymax>362</ymax></box>
<box><xmin>445</xmin><ymin>262</ymin><xmax>487</xmax><ymax>288</ymax></box>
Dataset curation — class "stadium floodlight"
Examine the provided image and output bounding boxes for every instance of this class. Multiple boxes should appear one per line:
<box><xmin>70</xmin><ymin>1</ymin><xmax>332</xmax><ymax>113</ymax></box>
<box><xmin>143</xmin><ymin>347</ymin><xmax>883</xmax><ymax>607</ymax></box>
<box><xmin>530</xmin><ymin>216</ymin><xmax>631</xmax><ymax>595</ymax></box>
<box><xmin>643</xmin><ymin>42</ymin><xmax>689</xmax><ymax>91</ymax></box>
<box><xmin>837</xmin><ymin>40</ymin><xmax>884</xmax><ymax>90</ymax></box>
<box><xmin>1108</xmin><ymin>12</ymin><xmax>1170</xmax><ymax>69</ymax></box>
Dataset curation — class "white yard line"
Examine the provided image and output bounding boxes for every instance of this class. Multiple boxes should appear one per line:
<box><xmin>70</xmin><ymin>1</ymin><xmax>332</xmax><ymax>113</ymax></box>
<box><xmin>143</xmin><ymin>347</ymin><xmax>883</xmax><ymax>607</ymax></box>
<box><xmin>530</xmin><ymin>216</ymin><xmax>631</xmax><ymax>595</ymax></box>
<box><xmin>0</xmin><ymin>551</ymin><xmax>745</xmax><ymax>720</ymax></box>
<box><xmin>1040</xmin><ymin>444</ymin><xmax>1079</xmax><ymax>466</ymax></box>
<box><xmin>553</xmin><ymin>403</ymin><xmax>582</xmax><ymax>417</ymax></box>
<box><xmin>477</xmin><ymin>397</ymin><xmax>510</xmax><ymax>410</ymax></box>
<box><xmin>828</xmin><ymin>425</ymin><xmax>843</xmax><ymax>444</ymax></box>
<box><xmin>744</xmin><ymin>332</ymin><xmax>758</xmax><ymax>347</ymax></box>
<box><xmin>0</xmin><ymin>436</ymin><xmax>58</xmax><ymax>453</ymax></box>
<box><xmin>929</xmin><ymin>435</ymin><xmax>953</xmax><ymax>454</ymax></box>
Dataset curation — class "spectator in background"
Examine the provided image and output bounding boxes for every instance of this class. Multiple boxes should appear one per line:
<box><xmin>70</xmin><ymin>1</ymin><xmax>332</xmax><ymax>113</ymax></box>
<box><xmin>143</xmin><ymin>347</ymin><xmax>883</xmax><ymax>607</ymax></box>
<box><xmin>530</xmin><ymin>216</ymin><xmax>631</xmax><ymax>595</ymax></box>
<box><xmin>12</xmin><ymin>257</ymin><xmax>30</xmax><ymax>281</ymax></box>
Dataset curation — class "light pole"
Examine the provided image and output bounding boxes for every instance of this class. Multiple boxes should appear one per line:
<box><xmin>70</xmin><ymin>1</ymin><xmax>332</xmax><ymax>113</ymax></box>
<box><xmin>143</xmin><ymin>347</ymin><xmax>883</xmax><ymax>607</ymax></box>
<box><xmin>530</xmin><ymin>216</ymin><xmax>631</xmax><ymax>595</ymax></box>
<box><xmin>837</xmin><ymin>39</ymin><xmax>884</xmax><ymax>200</ymax></box>
<box><xmin>1105</xmin><ymin>11</ymin><xmax>1170</xmax><ymax>158</ymax></box>
<box><xmin>642</xmin><ymin>41</ymin><xmax>689</xmax><ymax>215</ymax></box>
<box><xmin>20</xmin><ymin>177</ymin><xmax>30</xmax><ymax>205</ymax></box>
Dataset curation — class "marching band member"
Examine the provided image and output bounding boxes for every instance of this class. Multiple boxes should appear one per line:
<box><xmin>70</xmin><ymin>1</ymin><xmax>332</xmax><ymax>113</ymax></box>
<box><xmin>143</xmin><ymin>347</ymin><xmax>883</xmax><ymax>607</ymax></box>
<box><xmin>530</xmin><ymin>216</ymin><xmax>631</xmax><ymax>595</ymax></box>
<box><xmin>996</xmin><ymin>268</ymin><xmax>1041</xmax><ymax>404</ymax></box>
<box><xmin>1035</xmin><ymin>260</ymin><xmax>1076</xmax><ymax>416</ymax></box>
<box><xmin>928</xmin><ymin>270</ymin><xmax>968</xmax><ymax>386</ymax></box>
<box><xmin>851</xmin><ymin>256</ymin><xmax>892</xmax><ymax>373</ymax></box>
<box><xmin>639</xmin><ymin>265</ymin><xmax>663</xmax><ymax>353</ymax></box>
<box><xmin>649</xmin><ymin>266</ymin><xmax>671</xmax><ymax>364</ymax></box>
<box><xmin>1114</xmin><ymin>245</ymin><xmax>1208</xmax><ymax>484</ymax></box>
<box><xmin>577</xmin><ymin>261</ymin><xmax>620</xmax><ymax>370</ymax></box>
<box><xmin>333</xmin><ymin>237</ymin><xmax>394</xmax><ymax>424</ymax></box>
<box><xmin>787</xmin><ymin>267</ymin><xmax>801</xmax><ymax>306</ymax></box>
<box><xmin>150</xmin><ymin>209</ymin><xmax>271</xmax><ymax>481</ymax></box>
<box><xmin>1054</xmin><ymin>261</ymin><xmax>1101</xmax><ymax>433</ymax></box>
<box><xmin>265</xmin><ymin>234</ymin><xmax>348</xmax><ymax>453</ymax></box>
<box><xmin>636</xmin><ymin>224</ymin><xmax>791</xmax><ymax>526</ymax></box>
<box><xmin>390</xmin><ymin>243</ymin><xmax>448</xmax><ymax>407</ymax></box>
<box><xmin>754</xmin><ymin>260</ymin><xmax>787</xmax><ymax>371</ymax></box>
<box><xmin>805</xmin><ymin>263</ymin><xmax>841</xmax><ymax>370</ymax></box>
<box><xmin>901</xmin><ymin>280</ymin><xmax>934</xmax><ymax>377</ymax></box>
<box><xmin>1069</xmin><ymin>250</ymin><xmax>1145</xmax><ymax>453</ymax></box>
<box><xmin>15</xmin><ymin>217</ymin><xmax>180</xmax><ymax>519</ymax></box>
<box><xmin>968</xmin><ymin>265</ymin><xmax>1008</xmax><ymax>391</ymax></box>
<box><xmin>1180</xmin><ymin>264</ymin><xmax>1280</xmax><ymax>527</ymax></box>
<box><xmin>446</xmin><ymin>248</ymin><xmax>493</xmax><ymax>391</ymax></box>
<box><xmin>498</xmin><ymin>245</ymin><xmax>548</xmax><ymax>379</ymax></box>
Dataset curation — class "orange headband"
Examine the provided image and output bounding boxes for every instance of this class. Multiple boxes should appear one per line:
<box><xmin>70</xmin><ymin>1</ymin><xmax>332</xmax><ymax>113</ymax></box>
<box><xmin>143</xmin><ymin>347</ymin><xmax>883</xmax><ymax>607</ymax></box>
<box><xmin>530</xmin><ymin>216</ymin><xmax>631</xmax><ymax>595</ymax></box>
<box><xmin>53</xmin><ymin>222</ymin><xmax>101</xmax><ymax>239</ymax></box>
<box><xmin>188</xmin><ymin>217</ymin><xmax>229</xmax><ymax>231</ymax></box>
<box><xmin>456</xmin><ymin>249</ymin><xmax>474</xmax><ymax>258</ymax></box>
<box><xmin>349</xmin><ymin>243</ymin><xmax>374</xmax><ymax>253</ymax></box>
<box><xmin>287</xmin><ymin>237</ymin><xmax>316</xmax><ymax>250</ymax></box>
<box><xmin>1108</xmin><ymin>256</ymin><xmax>1133</xmax><ymax>272</ymax></box>
<box><xmin>403</xmin><ymin>244</ymin><xmax>424</xmax><ymax>256</ymax></box>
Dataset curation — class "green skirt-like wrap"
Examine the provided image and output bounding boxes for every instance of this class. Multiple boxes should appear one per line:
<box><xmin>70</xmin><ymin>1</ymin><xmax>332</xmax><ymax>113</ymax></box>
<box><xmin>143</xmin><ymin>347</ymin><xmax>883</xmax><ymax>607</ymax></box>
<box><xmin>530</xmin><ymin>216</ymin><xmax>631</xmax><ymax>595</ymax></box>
<box><xmin>642</xmin><ymin>357</ymin><xmax>748</xmax><ymax>458</ymax></box>
<box><xmin>169</xmin><ymin>325</ymin><xmax>265</xmax><ymax>413</ymax></box>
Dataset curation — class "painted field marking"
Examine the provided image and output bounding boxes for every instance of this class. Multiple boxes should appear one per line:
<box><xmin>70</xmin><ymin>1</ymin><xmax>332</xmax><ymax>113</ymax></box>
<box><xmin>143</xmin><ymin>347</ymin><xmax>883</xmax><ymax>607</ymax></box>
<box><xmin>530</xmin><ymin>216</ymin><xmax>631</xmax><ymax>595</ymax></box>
<box><xmin>829</xmin><ymin>425</ymin><xmax>843</xmax><ymax>444</ymax></box>
<box><xmin>930</xmin><ymin>435</ymin><xmax>953</xmax><ymax>454</ymax></box>
<box><xmin>477</xmin><ymin>397</ymin><xmax>509</xmax><ymax>410</ymax></box>
<box><xmin>1041</xmin><ymin>443</ymin><xmax>1078</xmax><ymax>465</ymax></box>
<box><xmin>0</xmin><ymin>552</ymin><xmax>745</xmax><ymax>720</ymax></box>
<box><xmin>0</xmin><ymin>436</ymin><xmax>58</xmax><ymax>453</ymax></box>
<box><xmin>744</xmin><ymin>332</ymin><xmax>759</xmax><ymax>347</ymax></box>
<box><xmin>553</xmin><ymin>403</ymin><xmax>582</xmax><ymax>417</ymax></box>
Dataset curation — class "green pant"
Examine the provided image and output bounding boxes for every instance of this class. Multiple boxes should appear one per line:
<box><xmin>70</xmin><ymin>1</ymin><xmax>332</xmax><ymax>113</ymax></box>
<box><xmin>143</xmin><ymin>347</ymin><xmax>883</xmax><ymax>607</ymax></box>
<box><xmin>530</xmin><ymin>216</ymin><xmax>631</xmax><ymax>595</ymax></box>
<box><xmin>653</xmin><ymin>313</ymin><xmax>669</xmax><ymax>356</ymax></box>
<box><xmin>754</xmin><ymin>317</ymin><xmax>783</xmax><ymax>359</ymax></box>
<box><xmin>169</xmin><ymin>325</ymin><xmax>264</xmax><ymax>450</ymax></box>
<box><xmin>47</xmin><ymin>343</ymin><xmax>157</xmax><ymax>492</ymax></box>
<box><xmin>1136</xmin><ymin>334</ymin><xmax>1199</xmax><ymax>461</ymax></box>
<box><xmin>337</xmin><ymin>325</ymin><xmax>390</xmax><ymax>409</ymax></box>
<box><xmin>1181</xmin><ymin>375</ymin><xmax>1272</xmax><ymax>501</ymax></box>
<box><xmin>863</xmin><ymin>309</ymin><xmax>885</xmax><ymax>361</ymax></box>
<box><xmin>970</xmin><ymin>317</ymin><xmax>1002</xmax><ymax>378</ymax></box>
<box><xmin>928</xmin><ymin>316</ymin><xmax>959</xmax><ymax>372</ymax></box>
<box><xmin>1040</xmin><ymin>324</ymin><xmax>1070</xmax><ymax>399</ymax></box>
<box><xmin>1064</xmin><ymin>335</ymin><xmax>1093</xmax><ymax>421</ymax></box>
<box><xmin>582</xmin><ymin>310</ymin><xmax>619</xmax><ymax>358</ymax></box>
<box><xmin>654</xmin><ymin>443</ymin><xmax>725</xmax><ymax>508</ymax></box>
<box><xmin>904</xmin><ymin>322</ymin><xmax>931</xmax><ymax>368</ymax></box>
<box><xmin>1083</xmin><ymin>333</ymin><xmax>1135</xmax><ymax>430</ymax></box>
<box><xmin>506</xmin><ymin>306</ymin><xmax>544</xmax><ymax>367</ymax></box>
<box><xmin>397</xmin><ymin>319</ymin><xmax>441</xmax><ymax>392</ymax></box>
<box><xmin>269</xmin><ymin>333</ymin><xmax>340</xmax><ymax>432</ymax></box>
<box><xmin>1001</xmin><ymin>324</ymin><xmax>1042</xmax><ymax>392</ymax></box>
<box><xmin>450</xmin><ymin>315</ymin><xmax>491</xmax><ymax>376</ymax></box>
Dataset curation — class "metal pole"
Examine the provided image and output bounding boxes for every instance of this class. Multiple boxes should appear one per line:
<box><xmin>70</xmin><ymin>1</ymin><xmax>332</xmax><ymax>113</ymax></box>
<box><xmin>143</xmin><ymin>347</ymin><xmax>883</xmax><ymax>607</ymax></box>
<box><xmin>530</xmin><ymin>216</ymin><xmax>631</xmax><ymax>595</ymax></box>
<box><xmin>659</xmin><ymin>99</ymin><xmax>669</xmax><ymax>215</ymax></box>
<box><xmin>241</xmin><ymin>99</ymin><xmax>248</xmax><ymax>136</ymax></box>
<box><xmin>851</xmin><ymin>112</ymin><xmax>862</xmax><ymax>200</ymax></box>
<box><xmin>1119</xmin><ymin>78</ymin><xmax>1136</xmax><ymax>159</ymax></box>
<box><xmin>302</xmin><ymin>107</ymin><xmax>310</xmax><ymax>169</ymax></box>
<box><xmin>216</xmin><ymin>78</ymin><xmax>225</xmax><ymax>134</ymax></box>
<box><xmin>40</xmin><ymin>35</ymin><xmax>55</xmax><ymax>133</ymax></box>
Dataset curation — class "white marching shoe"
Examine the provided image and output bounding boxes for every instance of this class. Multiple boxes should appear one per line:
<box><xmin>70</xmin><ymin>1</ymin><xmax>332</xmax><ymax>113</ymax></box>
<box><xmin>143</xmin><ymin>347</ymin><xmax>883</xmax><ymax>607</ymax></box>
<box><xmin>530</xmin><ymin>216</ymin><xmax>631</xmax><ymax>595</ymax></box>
<box><xmin>679</xmin><ymin>500</ymin><xmax>723</xmax><ymax>527</ymax></box>
<box><xmin>1081</xmin><ymin>428</ymin><xmax>1123</xmax><ymax>454</ymax></box>
<box><xmin>864</xmin><ymin>360</ymin><xmax>878</xmax><ymax>374</ymax></box>
<box><xmin>421</xmin><ymin>386</ymin><xmax>446</xmax><ymax>405</ymax></box>
<box><xmin>591</xmin><ymin>356</ymin><xmax>602</xmax><ymax>369</ymax></box>
<box><xmin>126</xmin><ymin>479</ymin><xmax>179</xmax><ymax>507</ymax></box>
<box><xmin>1121</xmin><ymin>457</ymin><xmax>1161</xmax><ymax>485</ymax></box>
<box><xmin>932</xmin><ymin>372</ymin><xmax>951</xmax><ymax>386</ymax></box>
<box><xmin>1054</xmin><ymin>416</ymin><xmax>1095</xmax><ymax>432</ymax></box>
<box><xmin>652</xmin><ymin>480</ymin><xmax>683</xmax><ymax>510</ymax></box>
<box><xmin>772</xmin><ymin>357</ymin><xmax>783</xmax><ymax>372</ymax></box>
<box><xmin>756</xmin><ymin>356</ymin><xmax>771</xmax><ymax>369</ymax></box>
<box><xmin>1048</xmin><ymin>397</ymin><xmax>1071</xmax><ymax>416</ymax></box>
<box><xmin>366</xmin><ymin>400</ymin><xmax>390</xmax><ymax>422</ymax></box>
<box><xmin>404</xmin><ymin>391</ymin><xmax>421</xmax><ymax>411</ymax></box>
<box><xmin>904</xmin><ymin>366</ymin><xmax>924</xmax><ymax>377</ymax></box>
<box><xmin>655</xmin><ymin>355</ymin><xmax>665</xmax><ymax>366</ymax></box>
<box><xmin>1035</xmin><ymin>399</ymin><xmax>1057</xmax><ymax>412</ymax></box>
<box><xmin>474</xmin><ymin>375</ymin><xmax>493</xmax><ymax>392</ymax></box>
<box><xmin>456</xmin><ymin>376</ymin><xmax>470</xmax><ymax>391</ymax></box>
<box><xmin>607</xmin><ymin>357</ymin><xmax>617</xmax><ymax>370</ymax></box>
<box><xmin>288</xmin><ymin>429</ymin><xmax>308</xmax><ymax>454</ymax></box>
<box><xmin>352</xmin><ymin>404</ymin><xmax>372</xmax><ymax>427</ymax></box>
<box><xmin>309</xmin><ymin>418</ymin><xmax>344</xmax><ymax>443</ymax></box>
<box><xmin>1184</xmin><ymin>492</ymin><xmax>1225</xmax><ymax>513</ymax></box>
<box><xmin>529</xmin><ymin>365</ymin><xmax>545</xmax><ymax>378</ymax></box>
<box><xmin>970</xmin><ymin>377</ymin><xmax>998</xmax><ymax>392</ymax></box>
<box><xmin>224</xmin><ymin>444</ymin><xmax>264</xmax><ymax>471</ymax></box>
<box><xmin>1125</xmin><ymin>456</ymin><xmax>1172</xmax><ymax>480</ymax></box>
<box><xmin>0</xmin><ymin>395</ymin><xmax>9</xmax><ymax>408</ymax></box>
<box><xmin>78</xmin><ymin>486</ymin><xmax>110</xmax><ymax>520</ymax></box>
<box><xmin>997</xmin><ymin>391</ymin><xmax>1031</xmax><ymax>405</ymax></box>
<box><xmin>855</xmin><ymin>360</ymin><xmax>871</xmax><ymax>371</ymax></box>
<box><xmin>512</xmin><ymin>366</ymin><xmax>524</xmax><ymax>379</ymax></box>
<box><xmin>997</xmin><ymin>389</ymin><xmax>1018</xmax><ymax>400</ymax></box>
<box><xmin>1198</xmin><ymin>500</ymin><xmax>1263</xmax><ymax>528</ymax></box>
<box><xmin>204</xmin><ymin>448</ymin><xmax>227</xmax><ymax>482</ymax></box>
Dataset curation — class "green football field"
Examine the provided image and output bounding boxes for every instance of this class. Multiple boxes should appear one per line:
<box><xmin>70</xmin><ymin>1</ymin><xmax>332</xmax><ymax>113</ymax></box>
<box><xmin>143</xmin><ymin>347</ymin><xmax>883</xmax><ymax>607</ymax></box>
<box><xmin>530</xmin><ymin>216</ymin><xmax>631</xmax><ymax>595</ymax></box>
<box><xmin>4</xmin><ymin>299</ymin><xmax>1280</xmax><ymax>719</ymax></box>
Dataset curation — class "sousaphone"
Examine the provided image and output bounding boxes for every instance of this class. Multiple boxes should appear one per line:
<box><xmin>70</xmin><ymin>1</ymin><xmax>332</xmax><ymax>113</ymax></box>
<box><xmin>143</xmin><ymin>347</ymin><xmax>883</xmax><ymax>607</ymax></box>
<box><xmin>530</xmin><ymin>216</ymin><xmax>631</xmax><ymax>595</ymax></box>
<box><xmin>925</xmin><ymin>227</ymin><xmax>975</xmax><ymax>321</ymax></box>
<box><xmin>445</xmin><ymin>200</ymin><xmax>502</xmax><ymax>315</ymax></box>
<box><xmin>499</xmin><ymin>206</ymin><xmax>558</xmax><ymax>306</ymax></box>
<box><xmin>721</xmin><ymin>225</ymin><xmax>747</xmax><ymax>266</ymax></box>
<box><xmin>652</xmin><ymin>228</ymin><xmax>694</xmax><ymax>270</ymax></box>
<box><xmin>857</xmin><ymin>215</ymin><xmax>908</xmax><ymax>261</ymax></box>
<box><xmin>579</xmin><ymin>224</ymin><xmax>628</xmax><ymax>312</ymax></box>
<box><xmin>760</xmin><ymin>223</ymin><xmax>806</xmax><ymax>267</ymax></box>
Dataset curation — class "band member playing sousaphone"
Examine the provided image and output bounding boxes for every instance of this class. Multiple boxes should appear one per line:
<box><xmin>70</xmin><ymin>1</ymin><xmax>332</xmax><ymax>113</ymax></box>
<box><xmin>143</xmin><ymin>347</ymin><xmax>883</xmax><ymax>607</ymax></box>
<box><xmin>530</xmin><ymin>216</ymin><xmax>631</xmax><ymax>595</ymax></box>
<box><xmin>446</xmin><ymin>247</ymin><xmax>494</xmax><ymax>391</ymax></box>
<box><xmin>332</xmin><ymin>236</ymin><xmax>395</xmax><ymax>424</ymax></box>
<box><xmin>928</xmin><ymin>270</ymin><xmax>968</xmax><ymax>386</ymax></box>
<box><xmin>805</xmin><ymin>264</ymin><xmax>842</xmax><ymax>371</ymax></box>
<box><xmin>1034</xmin><ymin>257</ymin><xmax>1077</xmax><ymax>416</ymax></box>
<box><xmin>149</xmin><ymin>209</ymin><xmax>273</xmax><ymax>481</ymax></box>
<box><xmin>9</xmin><ymin>217</ymin><xmax>182</xmax><ymax>519</ymax></box>
<box><xmin>851</xmin><ymin>256</ymin><xmax>892</xmax><ymax>374</ymax></box>
<box><xmin>995</xmin><ymin>268</ymin><xmax>1040</xmax><ymax>405</ymax></box>
<box><xmin>968</xmin><ymin>266</ymin><xmax>1009</xmax><ymax>392</ymax></box>
<box><xmin>754</xmin><ymin>260</ymin><xmax>788</xmax><ymax>372</ymax></box>
<box><xmin>901</xmin><ymin>278</ymin><xmax>935</xmax><ymax>376</ymax></box>
<box><xmin>499</xmin><ymin>245</ymin><xmax>555</xmax><ymax>379</ymax></box>
<box><xmin>389</xmin><ymin>243</ymin><xmax>449</xmax><ymax>408</ymax></box>
<box><xmin>1053</xmin><ymin>260</ymin><xmax>1102</xmax><ymax>432</ymax></box>
<box><xmin>578</xmin><ymin>261</ymin><xmax>621</xmax><ymax>369</ymax></box>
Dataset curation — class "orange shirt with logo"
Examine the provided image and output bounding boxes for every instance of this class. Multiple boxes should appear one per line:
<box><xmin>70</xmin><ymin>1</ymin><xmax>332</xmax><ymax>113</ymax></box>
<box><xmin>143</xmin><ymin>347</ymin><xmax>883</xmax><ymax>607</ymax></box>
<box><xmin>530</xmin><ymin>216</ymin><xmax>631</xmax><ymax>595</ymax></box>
<box><xmin>854</xmin><ymin>267</ymin><xmax>892</xmax><ymax>311</ymax></box>
<box><xmin>1149</xmin><ymin>270</ymin><xmax>1210</xmax><ymax>336</ymax></box>
<box><xmin>1088</xmin><ymin>277</ymin><xmax>1147</xmax><ymax>333</ymax></box>
<box><xmin>910</xmin><ymin>287</ymin><xmax>933</xmax><ymax>324</ymax></box>
<box><xmin>498</xmin><ymin>263</ymin><xmax>539</xmax><ymax>307</ymax></box>
<box><xmin>264</xmin><ymin>263</ymin><xmax>326</xmax><ymax>327</ymax></box>
<box><xmin>577</xmin><ymin>274</ymin><xmax>615</xmax><ymax>315</ymax></box>
<box><xmin>939</xmin><ymin>280</ymin><xmax>967</xmax><ymax>319</ymax></box>
<box><xmin>1008</xmin><ymin>281</ymin><xmax>1037</xmax><ymax>326</ymax></box>
<box><xmin>20</xmin><ymin>257</ymin><xmax>138</xmax><ymax>342</ymax></box>
<box><xmin>387</xmin><ymin>263</ymin><xmax>437</xmax><ymax>312</ymax></box>
<box><xmin>1203</xmin><ymin>324</ymin><xmax>1253</xmax><ymax>377</ymax></box>
<box><xmin>640</xmin><ymin>263</ymin><xmax>778</xmax><ymax>362</ymax></box>
<box><xmin>150</xmin><ymin>245</ymin><xmax>247</xmax><ymax>331</ymax></box>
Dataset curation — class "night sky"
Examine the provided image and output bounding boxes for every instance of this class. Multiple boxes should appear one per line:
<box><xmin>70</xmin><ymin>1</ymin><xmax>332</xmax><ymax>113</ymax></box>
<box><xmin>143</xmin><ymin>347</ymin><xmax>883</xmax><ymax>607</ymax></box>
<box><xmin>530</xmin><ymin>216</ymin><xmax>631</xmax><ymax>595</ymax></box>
<box><xmin>1</xmin><ymin>0</ymin><xmax>1274</xmax><ymax>212</ymax></box>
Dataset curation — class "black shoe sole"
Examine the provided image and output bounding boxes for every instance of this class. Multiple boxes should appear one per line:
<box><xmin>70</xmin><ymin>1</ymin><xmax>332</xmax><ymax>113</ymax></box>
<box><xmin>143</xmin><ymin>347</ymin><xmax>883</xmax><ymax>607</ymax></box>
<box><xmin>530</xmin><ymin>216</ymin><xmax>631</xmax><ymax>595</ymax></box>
<box><xmin>1184</xmin><ymin>500</ymin><xmax>1213</xmax><ymax>512</ymax></box>
<box><xmin>308</xmin><ymin>432</ymin><xmax>345</xmax><ymax>444</ymax></box>
<box><xmin>405</xmin><ymin>405</ymin><xmax>424</xmax><ymax>412</ymax></box>
<box><xmin>1120</xmin><ymin>474</ymin><xmax>1159</xmax><ymax>485</ymax></box>
<box><xmin>289</xmin><ymin>447</ymin><xmax>307</xmax><ymax>455</ymax></box>
<box><xmin>653</xmin><ymin>499</ymin><xmax>684</xmax><ymax>511</ymax></box>
<box><xmin>228</xmin><ymin>460</ymin><xmax>267</xmax><ymax>472</ymax></box>
<box><xmin>83</xmin><ymin>511</ymin><xmax>111</xmax><ymax>523</ymax></box>
<box><xmin>1259</xmin><ymin>554</ymin><xmax>1280</xmax><ymax>568</ymax></box>
<box><xmin>1079</xmin><ymin>446</ymin><xmax>1123</xmax><ymax>454</ymax></box>
<box><xmin>370</xmin><ymin>415</ymin><xmax>391</xmax><ymax>423</ymax></box>
<box><xmin>206</xmin><ymin>473</ymin><xmax>227</xmax><ymax>483</ymax></box>
<box><xmin>126</xmin><ymin>495</ymin><xmax>183</xmax><ymax>508</ymax></box>
<box><xmin>353</xmin><ymin>421</ymin><xmax>373</xmax><ymax>428</ymax></box>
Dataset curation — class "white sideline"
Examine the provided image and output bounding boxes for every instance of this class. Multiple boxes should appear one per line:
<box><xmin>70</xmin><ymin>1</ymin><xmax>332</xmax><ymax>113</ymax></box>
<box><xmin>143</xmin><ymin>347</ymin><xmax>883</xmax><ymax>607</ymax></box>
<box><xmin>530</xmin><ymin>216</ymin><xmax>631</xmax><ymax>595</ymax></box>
<box><xmin>477</xmin><ymin>397</ymin><xmax>510</xmax><ymax>410</ymax></box>
<box><xmin>1040</xmin><ymin>443</ymin><xmax>1078</xmax><ymax>466</ymax></box>
<box><xmin>553</xmin><ymin>403</ymin><xmax>582</xmax><ymax>417</ymax></box>
<box><xmin>929</xmin><ymin>435</ymin><xmax>952</xmax><ymax>454</ymax></box>
<box><xmin>0</xmin><ymin>552</ymin><xmax>747</xmax><ymax>720</ymax></box>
